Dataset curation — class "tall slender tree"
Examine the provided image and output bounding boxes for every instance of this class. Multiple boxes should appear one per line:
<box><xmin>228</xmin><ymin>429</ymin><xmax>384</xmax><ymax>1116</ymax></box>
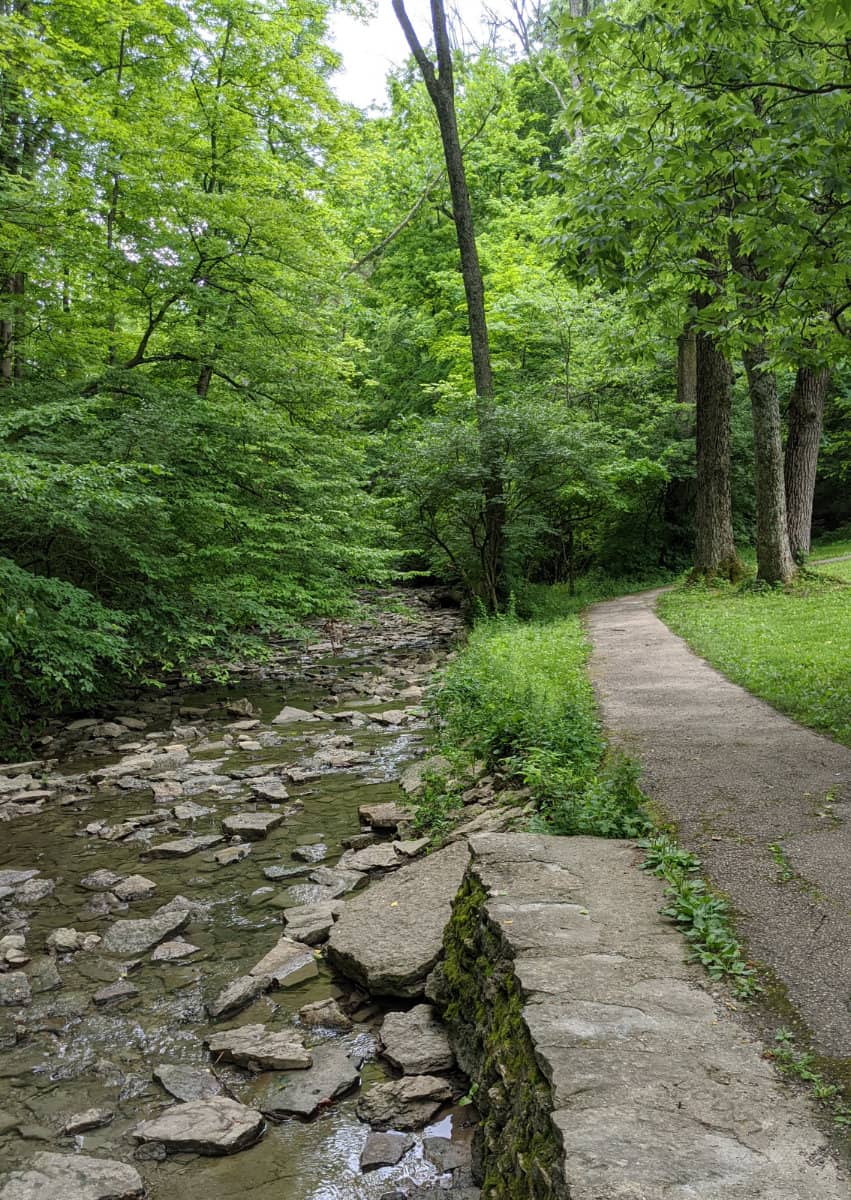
<box><xmin>392</xmin><ymin>0</ymin><xmax>506</xmax><ymax>609</ymax></box>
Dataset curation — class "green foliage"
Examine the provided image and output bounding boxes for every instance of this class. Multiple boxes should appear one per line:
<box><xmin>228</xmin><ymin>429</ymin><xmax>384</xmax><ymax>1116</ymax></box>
<box><xmin>430</xmin><ymin>612</ymin><xmax>649</xmax><ymax>839</ymax></box>
<box><xmin>639</xmin><ymin>834</ymin><xmax>760</xmax><ymax>997</ymax></box>
<box><xmin>658</xmin><ymin>579</ymin><xmax>851</xmax><ymax>745</ymax></box>
<box><xmin>411</xmin><ymin>774</ymin><xmax>464</xmax><ymax>845</ymax></box>
<box><xmin>768</xmin><ymin>842</ymin><xmax>796</xmax><ymax>885</ymax></box>
<box><xmin>528</xmin><ymin>749</ymin><xmax>651</xmax><ymax>838</ymax></box>
<box><xmin>0</xmin><ymin>557</ymin><xmax>128</xmax><ymax>733</ymax></box>
<box><xmin>811</xmin><ymin>526</ymin><xmax>851</xmax><ymax>561</ymax></box>
<box><xmin>435</xmin><ymin>616</ymin><xmax>603</xmax><ymax>771</ymax></box>
<box><xmin>346</xmin><ymin>48</ymin><xmax>695</xmax><ymax>592</ymax></box>
<box><xmin>0</xmin><ymin>0</ymin><xmax>395</xmax><ymax>743</ymax></box>
<box><xmin>555</xmin><ymin>0</ymin><xmax>851</xmax><ymax>364</ymax></box>
<box><xmin>767</xmin><ymin>1030</ymin><xmax>851</xmax><ymax>1129</ymax></box>
<box><xmin>515</xmin><ymin>568</ymin><xmax>674</xmax><ymax>621</ymax></box>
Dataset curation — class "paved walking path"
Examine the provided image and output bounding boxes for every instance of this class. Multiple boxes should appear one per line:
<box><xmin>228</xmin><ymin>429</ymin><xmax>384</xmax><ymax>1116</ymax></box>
<box><xmin>446</xmin><ymin>833</ymin><xmax>849</xmax><ymax>1199</ymax></box>
<box><xmin>586</xmin><ymin>590</ymin><xmax>851</xmax><ymax>1057</ymax></box>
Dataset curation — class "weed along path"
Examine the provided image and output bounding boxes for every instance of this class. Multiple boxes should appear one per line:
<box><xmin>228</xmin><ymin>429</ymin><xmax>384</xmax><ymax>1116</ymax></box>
<box><xmin>586</xmin><ymin>589</ymin><xmax>851</xmax><ymax>1058</ymax></box>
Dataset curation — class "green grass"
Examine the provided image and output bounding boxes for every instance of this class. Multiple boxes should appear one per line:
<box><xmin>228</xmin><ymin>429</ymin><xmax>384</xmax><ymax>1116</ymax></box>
<box><xmin>811</xmin><ymin>526</ymin><xmax>851</xmax><ymax>561</ymax></box>
<box><xmin>658</xmin><ymin>577</ymin><xmax>851</xmax><ymax>745</ymax></box>
<box><xmin>426</xmin><ymin>614</ymin><xmax>650</xmax><ymax>839</ymax></box>
<box><xmin>815</xmin><ymin>558</ymin><xmax>851</xmax><ymax>583</ymax></box>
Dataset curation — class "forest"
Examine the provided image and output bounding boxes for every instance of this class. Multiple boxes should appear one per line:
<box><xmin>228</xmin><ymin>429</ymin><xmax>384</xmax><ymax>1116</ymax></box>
<box><xmin>1</xmin><ymin>0</ymin><xmax>849</xmax><ymax>742</ymax></box>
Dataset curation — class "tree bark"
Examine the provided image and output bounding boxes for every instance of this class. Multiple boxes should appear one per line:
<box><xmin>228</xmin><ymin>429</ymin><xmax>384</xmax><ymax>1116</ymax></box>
<box><xmin>677</xmin><ymin>328</ymin><xmax>696</xmax><ymax>409</ymax></box>
<box><xmin>691</xmin><ymin>293</ymin><xmax>738</xmax><ymax>579</ymax></box>
<box><xmin>393</xmin><ymin>0</ymin><xmax>505</xmax><ymax>609</ymax></box>
<box><xmin>743</xmin><ymin>345</ymin><xmax>796</xmax><ymax>583</ymax></box>
<box><xmin>784</xmin><ymin>365</ymin><xmax>829</xmax><ymax>560</ymax></box>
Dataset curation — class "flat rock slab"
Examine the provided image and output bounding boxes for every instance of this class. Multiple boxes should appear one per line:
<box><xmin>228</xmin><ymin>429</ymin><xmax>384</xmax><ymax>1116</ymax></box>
<box><xmin>456</xmin><ymin>833</ymin><xmax>851</xmax><ymax>1200</ymax></box>
<box><xmin>148</xmin><ymin>834</ymin><xmax>224</xmax><ymax>858</ymax></box>
<box><xmin>207</xmin><ymin>973</ymin><xmax>267</xmax><ymax>1019</ymax></box>
<box><xmin>423</xmin><ymin>1136</ymin><xmax>470</xmax><ymax>1174</ymax></box>
<box><xmin>0</xmin><ymin>1152</ymin><xmax>144</xmax><ymax>1200</ymax></box>
<box><xmin>101</xmin><ymin>909</ymin><xmax>189</xmax><ymax>956</ymax></box>
<box><xmin>221</xmin><ymin>812</ymin><xmax>283</xmax><ymax>840</ymax></box>
<box><xmin>291</xmin><ymin>842</ymin><xmax>327</xmax><ymax>863</ymax></box>
<box><xmin>360</xmin><ymin>1131</ymin><xmax>415</xmax><ymax>1170</ymax></box>
<box><xmin>214</xmin><ymin>845</ymin><xmax>251</xmax><ymax>866</ymax></box>
<box><xmin>283</xmin><ymin>901</ymin><xmax>343</xmax><ymax>946</ymax></box>
<box><xmin>249</xmin><ymin>936</ymin><xmax>318</xmax><ymax>987</ymax></box>
<box><xmin>0</xmin><ymin>973</ymin><xmax>31</xmax><ymax>1006</ymax></box>
<box><xmin>154</xmin><ymin>1063</ymin><xmax>223</xmax><ymax>1102</ymax></box>
<box><xmin>260</xmin><ymin>1042</ymin><xmax>360</xmax><ymax>1119</ymax></box>
<box><xmin>298</xmin><ymin>998</ymin><xmax>352</xmax><ymax>1030</ymax></box>
<box><xmin>61</xmin><ymin>1109</ymin><xmax>113</xmax><ymax>1135</ymax></box>
<box><xmin>113</xmin><ymin>874</ymin><xmax>156</xmax><ymax>902</ymax></box>
<box><xmin>151</xmin><ymin>939</ymin><xmax>199</xmax><ymax>962</ymax></box>
<box><xmin>356</xmin><ymin>1075</ymin><xmax>452</xmax><ymax>1131</ymax></box>
<box><xmin>79</xmin><ymin>869</ymin><xmax>122</xmax><ymax>892</ymax></box>
<box><xmin>357</xmin><ymin>802</ymin><xmax>410</xmax><ymax>830</ymax></box>
<box><xmin>327</xmin><ymin>841</ymin><xmax>469</xmax><ymax>997</ymax></box>
<box><xmin>337</xmin><ymin>843</ymin><xmax>401</xmax><ymax>873</ymax></box>
<box><xmin>206</xmin><ymin>1024</ymin><xmax>310</xmax><ymax>1071</ymax></box>
<box><xmin>272</xmin><ymin>706</ymin><xmax>318</xmax><ymax>725</ymax></box>
<box><xmin>309</xmin><ymin>866</ymin><xmax>364</xmax><ymax>896</ymax></box>
<box><xmin>173</xmin><ymin>801</ymin><xmax>213</xmax><ymax>820</ymax></box>
<box><xmin>93</xmin><ymin>980</ymin><xmax>139</xmax><ymax>1006</ymax></box>
<box><xmin>132</xmin><ymin>1097</ymin><xmax>264</xmax><ymax>1155</ymax></box>
<box><xmin>249</xmin><ymin>778</ymin><xmax>289</xmax><ymax>802</ymax></box>
<box><xmin>380</xmin><ymin>1005</ymin><xmax>454</xmax><ymax>1075</ymax></box>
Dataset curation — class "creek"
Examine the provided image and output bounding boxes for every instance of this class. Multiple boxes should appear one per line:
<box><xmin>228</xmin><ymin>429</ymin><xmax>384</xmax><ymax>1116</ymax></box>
<box><xmin>0</xmin><ymin>591</ymin><xmax>473</xmax><ymax>1198</ymax></box>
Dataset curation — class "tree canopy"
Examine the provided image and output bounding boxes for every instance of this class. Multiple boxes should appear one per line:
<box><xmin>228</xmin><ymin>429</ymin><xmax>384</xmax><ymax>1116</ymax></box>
<box><xmin>1</xmin><ymin>0</ymin><xmax>848</xmax><ymax>740</ymax></box>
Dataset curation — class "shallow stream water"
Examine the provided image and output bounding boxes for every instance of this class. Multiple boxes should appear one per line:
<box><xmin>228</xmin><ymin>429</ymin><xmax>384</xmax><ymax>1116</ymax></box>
<box><xmin>0</xmin><ymin>596</ymin><xmax>473</xmax><ymax>1196</ymax></box>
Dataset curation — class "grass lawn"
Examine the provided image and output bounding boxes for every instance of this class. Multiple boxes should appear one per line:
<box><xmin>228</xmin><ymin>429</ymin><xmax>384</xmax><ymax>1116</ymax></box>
<box><xmin>810</xmin><ymin>527</ymin><xmax>851</xmax><ymax>560</ymax></box>
<box><xmin>658</xmin><ymin>577</ymin><xmax>851</xmax><ymax>746</ymax></box>
<box><xmin>816</xmin><ymin>558</ymin><xmax>851</xmax><ymax>583</ymax></box>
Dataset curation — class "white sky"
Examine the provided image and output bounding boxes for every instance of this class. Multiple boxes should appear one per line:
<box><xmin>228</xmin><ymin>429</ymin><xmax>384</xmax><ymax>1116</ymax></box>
<box><xmin>330</xmin><ymin>0</ymin><xmax>517</xmax><ymax>110</ymax></box>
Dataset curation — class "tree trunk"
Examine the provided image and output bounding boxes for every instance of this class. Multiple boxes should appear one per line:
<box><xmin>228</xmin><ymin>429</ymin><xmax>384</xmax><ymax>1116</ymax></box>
<box><xmin>784</xmin><ymin>365</ymin><xmax>829</xmax><ymax>560</ymax></box>
<box><xmin>677</xmin><ymin>328</ymin><xmax>697</xmax><ymax>409</ymax></box>
<box><xmin>743</xmin><ymin>345</ymin><xmax>796</xmax><ymax>584</ymax></box>
<box><xmin>0</xmin><ymin>272</ymin><xmax>24</xmax><ymax>385</ymax></box>
<box><xmin>691</xmin><ymin>293</ymin><xmax>738</xmax><ymax>579</ymax></box>
<box><xmin>393</xmin><ymin>0</ymin><xmax>505</xmax><ymax>609</ymax></box>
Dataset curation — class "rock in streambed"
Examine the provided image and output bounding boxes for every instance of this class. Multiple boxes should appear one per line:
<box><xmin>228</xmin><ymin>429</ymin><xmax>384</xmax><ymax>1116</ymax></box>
<box><xmin>326</xmin><ymin>841</ymin><xmax>469</xmax><ymax>997</ymax></box>
<box><xmin>0</xmin><ymin>1152</ymin><xmax>144</xmax><ymax>1200</ymax></box>
<box><xmin>132</xmin><ymin>1096</ymin><xmax>264</xmax><ymax>1155</ymax></box>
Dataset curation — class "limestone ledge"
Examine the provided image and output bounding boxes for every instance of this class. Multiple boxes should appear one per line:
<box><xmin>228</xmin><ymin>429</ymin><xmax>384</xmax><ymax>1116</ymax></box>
<box><xmin>430</xmin><ymin>832</ymin><xmax>848</xmax><ymax>1200</ymax></box>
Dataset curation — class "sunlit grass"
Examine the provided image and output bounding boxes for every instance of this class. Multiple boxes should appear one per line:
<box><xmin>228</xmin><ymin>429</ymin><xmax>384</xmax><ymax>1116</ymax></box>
<box><xmin>810</xmin><ymin>527</ymin><xmax>851</xmax><ymax>561</ymax></box>
<box><xmin>658</xmin><ymin>577</ymin><xmax>851</xmax><ymax>746</ymax></box>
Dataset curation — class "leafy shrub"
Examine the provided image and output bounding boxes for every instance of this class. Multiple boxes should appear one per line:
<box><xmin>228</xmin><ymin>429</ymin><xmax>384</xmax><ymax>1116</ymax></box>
<box><xmin>0</xmin><ymin>557</ymin><xmax>129</xmax><ymax>740</ymax></box>
<box><xmin>430</xmin><ymin>613</ymin><xmax>650</xmax><ymax>839</ymax></box>
<box><xmin>528</xmin><ymin>750</ymin><xmax>651</xmax><ymax>838</ymax></box>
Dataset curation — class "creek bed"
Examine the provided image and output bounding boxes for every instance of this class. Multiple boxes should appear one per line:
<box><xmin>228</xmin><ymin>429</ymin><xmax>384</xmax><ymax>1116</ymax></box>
<box><xmin>0</xmin><ymin>594</ymin><xmax>474</xmax><ymax>1198</ymax></box>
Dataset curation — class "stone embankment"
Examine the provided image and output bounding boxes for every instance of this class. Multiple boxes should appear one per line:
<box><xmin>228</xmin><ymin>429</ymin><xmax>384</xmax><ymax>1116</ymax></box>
<box><xmin>430</xmin><ymin>833</ymin><xmax>849</xmax><ymax>1200</ymax></box>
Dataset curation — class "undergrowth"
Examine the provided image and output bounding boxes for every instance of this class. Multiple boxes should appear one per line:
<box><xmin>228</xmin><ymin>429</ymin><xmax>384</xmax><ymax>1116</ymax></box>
<box><xmin>515</xmin><ymin>569</ymin><xmax>674</xmax><ymax>622</ymax></box>
<box><xmin>639</xmin><ymin>833</ymin><xmax>760</xmax><ymax>998</ymax></box>
<box><xmin>422</xmin><ymin>613</ymin><xmax>650</xmax><ymax>840</ymax></box>
<box><xmin>767</xmin><ymin>1029</ymin><xmax>851</xmax><ymax>1130</ymax></box>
